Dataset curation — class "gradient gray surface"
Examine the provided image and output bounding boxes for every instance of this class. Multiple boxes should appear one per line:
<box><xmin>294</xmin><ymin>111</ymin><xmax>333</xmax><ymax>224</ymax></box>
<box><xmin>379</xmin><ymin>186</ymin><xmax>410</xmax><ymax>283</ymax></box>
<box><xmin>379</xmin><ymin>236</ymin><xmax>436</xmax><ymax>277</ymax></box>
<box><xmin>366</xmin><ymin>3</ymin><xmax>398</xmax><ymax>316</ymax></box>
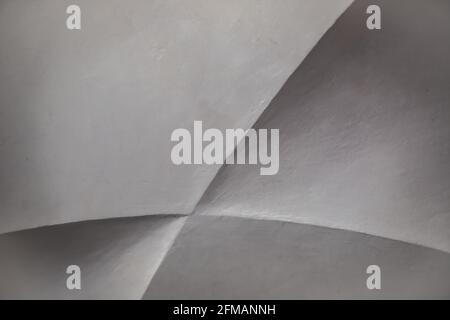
<box><xmin>0</xmin><ymin>0</ymin><xmax>351</xmax><ymax>234</ymax></box>
<box><xmin>196</xmin><ymin>0</ymin><xmax>450</xmax><ymax>253</ymax></box>
<box><xmin>0</xmin><ymin>215</ymin><xmax>185</xmax><ymax>299</ymax></box>
<box><xmin>0</xmin><ymin>0</ymin><xmax>449</xmax><ymax>300</ymax></box>
<box><xmin>144</xmin><ymin>216</ymin><xmax>450</xmax><ymax>299</ymax></box>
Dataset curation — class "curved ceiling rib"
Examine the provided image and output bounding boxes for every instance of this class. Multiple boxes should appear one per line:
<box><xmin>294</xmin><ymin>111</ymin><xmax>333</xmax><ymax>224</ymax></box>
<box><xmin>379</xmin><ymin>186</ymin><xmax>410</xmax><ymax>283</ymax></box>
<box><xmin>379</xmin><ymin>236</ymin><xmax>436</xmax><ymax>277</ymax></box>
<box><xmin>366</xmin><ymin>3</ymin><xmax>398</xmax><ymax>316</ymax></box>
<box><xmin>195</xmin><ymin>0</ymin><xmax>450</xmax><ymax>253</ymax></box>
<box><xmin>0</xmin><ymin>0</ymin><xmax>352</xmax><ymax>234</ymax></box>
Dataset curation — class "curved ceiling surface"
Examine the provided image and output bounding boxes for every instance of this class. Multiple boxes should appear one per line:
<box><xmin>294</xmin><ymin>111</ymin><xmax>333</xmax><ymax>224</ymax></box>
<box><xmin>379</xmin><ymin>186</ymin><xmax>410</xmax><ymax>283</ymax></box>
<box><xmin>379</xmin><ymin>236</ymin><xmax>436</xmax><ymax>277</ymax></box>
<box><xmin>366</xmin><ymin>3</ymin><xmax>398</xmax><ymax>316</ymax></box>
<box><xmin>196</xmin><ymin>0</ymin><xmax>450</xmax><ymax>253</ymax></box>
<box><xmin>0</xmin><ymin>0</ymin><xmax>449</xmax><ymax>300</ymax></box>
<box><xmin>0</xmin><ymin>0</ymin><xmax>352</xmax><ymax>233</ymax></box>
<box><xmin>0</xmin><ymin>215</ymin><xmax>185</xmax><ymax>299</ymax></box>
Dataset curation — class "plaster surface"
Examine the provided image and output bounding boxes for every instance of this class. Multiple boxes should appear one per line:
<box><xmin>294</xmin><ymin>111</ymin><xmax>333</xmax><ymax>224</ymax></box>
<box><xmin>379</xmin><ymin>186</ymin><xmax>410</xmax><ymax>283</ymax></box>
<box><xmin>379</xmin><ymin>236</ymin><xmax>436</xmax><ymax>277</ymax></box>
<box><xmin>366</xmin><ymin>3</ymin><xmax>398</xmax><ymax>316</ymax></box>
<box><xmin>0</xmin><ymin>215</ymin><xmax>185</xmax><ymax>299</ymax></box>
<box><xmin>196</xmin><ymin>0</ymin><xmax>450</xmax><ymax>253</ymax></box>
<box><xmin>0</xmin><ymin>0</ymin><xmax>351</xmax><ymax>233</ymax></box>
<box><xmin>144</xmin><ymin>215</ymin><xmax>450</xmax><ymax>299</ymax></box>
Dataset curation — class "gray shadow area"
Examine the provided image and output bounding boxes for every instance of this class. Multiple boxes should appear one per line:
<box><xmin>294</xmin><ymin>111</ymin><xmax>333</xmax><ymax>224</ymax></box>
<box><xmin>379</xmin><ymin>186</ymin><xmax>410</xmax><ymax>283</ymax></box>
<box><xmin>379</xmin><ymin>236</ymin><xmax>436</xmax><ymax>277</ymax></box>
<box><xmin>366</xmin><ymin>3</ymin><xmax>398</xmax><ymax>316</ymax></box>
<box><xmin>196</xmin><ymin>0</ymin><xmax>450</xmax><ymax>252</ymax></box>
<box><xmin>144</xmin><ymin>215</ymin><xmax>450</xmax><ymax>299</ymax></box>
<box><xmin>0</xmin><ymin>215</ymin><xmax>186</xmax><ymax>299</ymax></box>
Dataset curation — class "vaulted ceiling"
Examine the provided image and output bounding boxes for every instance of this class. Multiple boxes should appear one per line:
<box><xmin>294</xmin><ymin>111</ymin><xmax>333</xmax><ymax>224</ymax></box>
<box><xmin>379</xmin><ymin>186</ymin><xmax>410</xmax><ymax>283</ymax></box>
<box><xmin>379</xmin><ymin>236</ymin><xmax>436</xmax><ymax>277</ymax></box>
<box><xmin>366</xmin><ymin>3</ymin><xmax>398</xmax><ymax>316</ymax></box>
<box><xmin>0</xmin><ymin>0</ymin><xmax>352</xmax><ymax>233</ymax></box>
<box><xmin>0</xmin><ymin>0</ymin><xmax>449</xmax><ymax>299</ymax></box>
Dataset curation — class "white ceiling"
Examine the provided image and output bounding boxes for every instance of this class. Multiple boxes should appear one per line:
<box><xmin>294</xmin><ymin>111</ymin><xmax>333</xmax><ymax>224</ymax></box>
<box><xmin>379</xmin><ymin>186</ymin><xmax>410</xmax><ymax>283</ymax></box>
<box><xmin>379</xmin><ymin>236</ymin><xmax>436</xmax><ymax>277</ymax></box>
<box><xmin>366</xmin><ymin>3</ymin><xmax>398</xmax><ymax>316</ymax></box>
<box><xmin>0</xmin><ymin>0</ymin><xmax>352</xmax><ymax>233</ymax></box>
<box><xmin>0</xmin><ymin>0</ymin><xmax>449</xmax><ymax>299</ymax></box>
